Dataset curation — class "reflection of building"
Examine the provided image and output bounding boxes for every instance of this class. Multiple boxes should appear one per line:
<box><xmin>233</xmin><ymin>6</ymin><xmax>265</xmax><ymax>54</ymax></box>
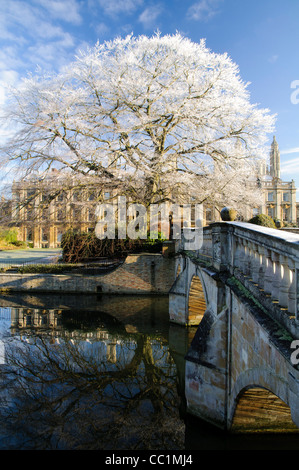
<box><xmin>10</xmin><ymin>307</ymin><xmax>63</xmax><ymax>330</ymax></box>
<box><xmin>8</xmin><ymin>306</ymin><xmax>127</xmax><ymax>364</ymax></box>
<box><xmin>251</xmin><ymin>136</ymin><xmax>297</xmax><ymax>224</ymax></box>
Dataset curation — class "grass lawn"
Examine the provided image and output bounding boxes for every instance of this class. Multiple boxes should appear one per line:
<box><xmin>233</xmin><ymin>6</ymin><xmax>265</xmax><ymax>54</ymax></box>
<box><xmin>0</xmin><ymin>248</ymin><xmax>62</xmax><ymax>266</ymax></box>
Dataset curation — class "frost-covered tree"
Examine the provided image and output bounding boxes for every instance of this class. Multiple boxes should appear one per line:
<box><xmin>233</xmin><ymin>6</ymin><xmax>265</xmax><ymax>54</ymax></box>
<box><xmin>0</xmin><ymin>33</ymin><xmax>274</xmax><ymax>213</ymax></box>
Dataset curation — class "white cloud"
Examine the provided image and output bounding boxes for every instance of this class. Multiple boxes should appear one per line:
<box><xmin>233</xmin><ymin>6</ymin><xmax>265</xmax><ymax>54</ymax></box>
<box><xmin>0</xmin><ymin>1</ymin><xmax>77</xmax><ymax>42</ymax></box>
<box><xmin>95</xmin><ymin>22</ymin><xmax>110</xmax><ymax>37</ymax></box>
<box><xmin>0</xmin><ymin>47</ymin><xmax>26</xmax><ymax>71</ymax></box>
<box><xmin>281</xmin><ymin>159</ymin><xmax>299</xmax><ymax>172</ymax></box>
<box><xmin>0</xmin><ymin>0</ymin><xmax>77</xmax><ymax>74</ymax></box>
<box><xmin>32</xmin><ymin>0</ymin><xmax>82</xmax><ymax>24</ymax></box>
<box><xmin>139</xmin><ymin>4</ymin><xmax>163</xmax><ymax>29</ymax></box>
<box><xmin>0</xmin><ymin>70</ymin><xmax>19</xmax><ymax>106</ymax></box>
<box><xmin>279</xmin><ymin>149</ymin><xmax>299</xmax><ymax>192</ymax></box>
<box><xmin>97</xmin><ymin>0</ymin><xmax>143</xmax><ymax>17</ymax></box>
<box><xmin>268</xmin><ymin>54</ymin><xmax>278</xmax><ymax>63</ymax></box>
<box><xmin>28</xmin><ymin>38</ymin><xmax>73</xmax><ymax>66</ymax></box>
<box><xmin>281</xmin><ymin>147</ymin><xmax>299</xmax><ymax>155</ymax></box>
<box><xmin>187</xmin><ymin>0</ymin><xmax>222</xmax><ymax>21</ymax></box>
<box><xmin>280</xmin><ymin>156</ymin><xmax>299</xmax><ymax>182</ymax></box>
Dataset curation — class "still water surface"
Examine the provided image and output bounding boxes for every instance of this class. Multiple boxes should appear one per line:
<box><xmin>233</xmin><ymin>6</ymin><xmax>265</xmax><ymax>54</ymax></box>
<box><xmin>0</xmin><ymin>293</ymin><xmax>298</xmax><ymax>451</ymax></box>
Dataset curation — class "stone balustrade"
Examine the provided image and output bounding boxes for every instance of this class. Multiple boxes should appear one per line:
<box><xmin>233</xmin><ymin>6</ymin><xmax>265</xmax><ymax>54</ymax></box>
<box><xmin>181</xmin><ymin>222</ymin><xmax>299</xmax><ymax>326</ymax></box>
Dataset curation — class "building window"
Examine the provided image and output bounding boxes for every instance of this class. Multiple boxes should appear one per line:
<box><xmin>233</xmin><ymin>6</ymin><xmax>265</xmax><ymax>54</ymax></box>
<box><xmin>26</xmin><ymin>205</ymin><xmax>35</xmax><ymax>221</ymax></box>
<box><xmin>88</xmin><ymin>191</ymin><xmax>96</xmax><ymax>201</ymax></box>
<box><xmin>267</xmin><ymin>207</ymin><xmax>274</xmax><ymax>218</ymax></box>
<box><xmin>267</xmin><ymin>192</ymin><xmax>274</xmax><ymax>202</ymax></box>
<box><xmin>283</xmin><ymin>207</ymin><xmax>290</xmax><ymax>221</ymax></box>
<box><xmin>42</xmin><ymin>230</ymin><xmax>48</xmax><ymax>242</ymax></box>
<box><xmin>56</xmin><ymin>208</ymin><xmax>64</xmax><ymax>221</ymax></box>
<box><xmin>283</xmin><ymin>192</ymin><xmax>289</xmax><ymax>202</ymax></box>
<box><xmin>73</xmin><ymin>191</ymin><xmax>81</xmax><ymax>202</ymax></box>
<box><xmin>73</xmin><ymin>207</ymin><xmax>81</xmax><ymax>220</ymax></box>
<box><xmin>27</xmin><ymin>189</ymin><xmax>36</xmax><ymax>199</ymax></box>
<box><xmin>57</xmin><ymin>230</ymin><xmax>63</xmax><ymax>242</ymax></box>
<box><xmin>41</xmin><ymin>207</ymin><xmax>49</xmax><ymax>221</ymax></box>
<box><xmin>88</xmin><ymin>208</ymin><xmax>95</xmax><ymax>221</ymax></box>
<box><xmin>205</xmin><ymin>208</ymin><xmax>212</xmax><ymax>221</ymax></box>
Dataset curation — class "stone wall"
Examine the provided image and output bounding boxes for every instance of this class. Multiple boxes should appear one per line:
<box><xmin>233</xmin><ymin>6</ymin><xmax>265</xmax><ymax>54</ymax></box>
<box><xmin>0</xmin><ymin>253</ymin><xmax>176</xmax><ymax>295</ymax></box>
<box><xmin>227</xmin><ymin>282</ymin><xmax>297</xmax><ymax>428</ymax></box>
<box><xmin>184</xmin><ymin>268</ymin><xmax>299</xmax><ymax>430</ymax></box>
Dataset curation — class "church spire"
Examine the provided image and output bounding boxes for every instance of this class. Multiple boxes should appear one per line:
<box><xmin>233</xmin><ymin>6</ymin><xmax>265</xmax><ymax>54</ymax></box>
<box><xmin>269</xmin><ymin>135</ymin><xmax>280</xmax><ymax>178</ymax></box>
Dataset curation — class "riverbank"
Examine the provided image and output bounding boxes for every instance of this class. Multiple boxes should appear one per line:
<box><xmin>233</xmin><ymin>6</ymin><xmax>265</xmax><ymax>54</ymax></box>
<box><xmin>0</xmin><ymin>253</ymin><xmax>175</xmax><ymax>295</ymax></box>
<box><xmin>0</xmin><ymin>248</ymin><xmax>62</xmax><ymax>267</ymax></box>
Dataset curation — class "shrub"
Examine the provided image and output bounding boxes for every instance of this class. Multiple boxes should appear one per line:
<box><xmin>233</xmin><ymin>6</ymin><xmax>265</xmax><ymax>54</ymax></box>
<box><xmin>0</xmin><ymin>227</ymin><xmax>19</xmax><ymax>244</ymax></box>
<box><xmin>18</xmin><ymin>264</ymin><xmax>72</xmax><ymax>274</ymax></box>
<box><xmin>11</xmin><ymin>240</ymin><xmax>27</xmax><ymax>248</ymax></box>
<box><xmin>61</xmin><ymin>229</ymin><xmax>166</xmax><ymax>263</ymax></box>
<box><xmin>248</xmin><ymin>214</ymin><xmax>276</xmax><ymax>229</ymax></box>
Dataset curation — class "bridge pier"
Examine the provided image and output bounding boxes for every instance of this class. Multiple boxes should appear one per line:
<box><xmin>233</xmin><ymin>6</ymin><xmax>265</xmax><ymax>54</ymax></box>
<box><xmin>288</xmin><ymin>373</ymin><xmax>299</xmax><ymax>428</ymax></box>
<box><xmin>184</xmin><ymin>306</ymin><xmax>229</xmax><ymax>429</ymax></box>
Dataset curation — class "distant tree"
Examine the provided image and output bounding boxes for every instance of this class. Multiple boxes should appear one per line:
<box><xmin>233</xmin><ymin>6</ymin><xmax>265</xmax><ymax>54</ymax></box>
<box><xmin>0</xmin><ymin>33</ymin><xmax>274</xmax><ymax>215</ymax></box>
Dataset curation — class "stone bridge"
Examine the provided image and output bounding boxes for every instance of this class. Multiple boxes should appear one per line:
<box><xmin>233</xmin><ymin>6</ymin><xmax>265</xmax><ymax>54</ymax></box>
<box><xmin>169</xmin><ymin>221</ymin><xmax>299</xmax><ymax>433</ymax></box>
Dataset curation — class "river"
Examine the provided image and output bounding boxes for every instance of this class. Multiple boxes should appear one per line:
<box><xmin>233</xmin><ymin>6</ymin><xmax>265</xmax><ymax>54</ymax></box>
<box><xmin>0</xmin><ymin>293</ymin><xmax>298</xmax><ymax>451</ymax></box>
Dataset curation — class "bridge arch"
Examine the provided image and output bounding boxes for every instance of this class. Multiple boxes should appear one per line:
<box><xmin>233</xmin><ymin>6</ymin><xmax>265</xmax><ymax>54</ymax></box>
<box><xmin>181</xmin><ymin>222</ymin><xmax>299</xmax><ymax>431</ymax></box>
<box><xmin>230</xmin><ymin>385</ymin><xmax>298</xmax><ymax>433</ymax></box>
<box><xmin>228</xmin><ymin>367</ymin><xmax>299</xmax><ymax>432</ymax></box>
<box><xmin>187</xmin><ymin>271</ymin><xmax>207</xmax><ymax>326</ymax></box>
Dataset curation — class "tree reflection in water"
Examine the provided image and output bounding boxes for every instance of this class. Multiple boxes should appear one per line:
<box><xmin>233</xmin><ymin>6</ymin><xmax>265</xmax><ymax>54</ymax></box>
<box><xmin>0</xmin><ymin>328</ymin><xmax>185</xmax><ymax>450</ymax></box>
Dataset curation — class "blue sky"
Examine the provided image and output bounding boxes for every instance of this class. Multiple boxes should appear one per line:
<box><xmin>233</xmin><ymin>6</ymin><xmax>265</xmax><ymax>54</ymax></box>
<box><xmin>1</xmin><ymin>0</ymin><xmax>299</xmax><ymax>198</ymax></box>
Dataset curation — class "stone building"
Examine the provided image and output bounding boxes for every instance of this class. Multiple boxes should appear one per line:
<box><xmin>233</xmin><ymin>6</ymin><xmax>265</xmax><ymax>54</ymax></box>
<box><xmin>10</xmin><ymin>169</ymin><xmax>102</xmax><ymax>248</ymax></box>
<box><xmin>200</xmin><ymin>136</ymin><xmax>297</xmax><ymax>226</ymax></box>
<box><xmin>253</xmin><ymin>136</ymin><xmax>297</xmax><ymax>225</ymax></box>
<box><xmin>7</xmin><ymin>136</ymin><xmax>298</xmax><ymax>248</ymax></box>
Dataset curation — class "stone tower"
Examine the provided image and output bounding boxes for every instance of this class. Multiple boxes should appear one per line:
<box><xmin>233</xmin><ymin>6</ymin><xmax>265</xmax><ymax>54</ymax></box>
<box><xmin>269</xmin><ymin>135</ymin><xmax>281</xmax><ymax>178</ymax></box>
